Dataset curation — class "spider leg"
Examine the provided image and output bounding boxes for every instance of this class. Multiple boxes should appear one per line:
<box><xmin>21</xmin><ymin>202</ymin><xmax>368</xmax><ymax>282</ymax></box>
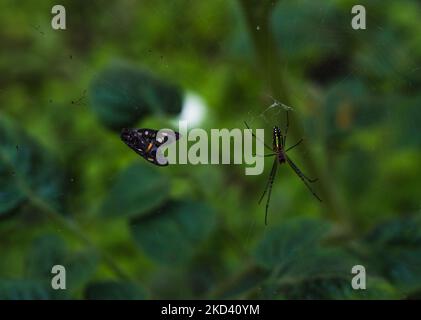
<box><xmin>258</xmin><ymin>157</ymin><xmax>278</xmax><ymax>204</ymax></box>
<box><xmin>286</xmin><ymin>156</ymin><xmax>318</xmax><ymax>182</ymax></box>
<box><xmin>286</xmin><ymin>157</ymin><xmax>322</xmax><ymax>202</ymax></box>
<box><xmin>285</xmin><ymin>138</ymin><xmax>303</xmax><ymax>152</ymax></box>
<box><xmin>244</xmin><ymin>121</ymin><xmax>272</xmax><ymax>151</ymax></box>
<box><xmin>264</xmin><ymin>160</ymin><xmax>278</xmax><ymax>225</ymax></box>
<box><xmin>258</xmin><ymin>158</ymin><xmax>278</xmax><ymax>225</ymax></box>
<box><xmin>253</xmin><ymin>153</ymin><xmax>277</xmax><ymax>158</ymax></box>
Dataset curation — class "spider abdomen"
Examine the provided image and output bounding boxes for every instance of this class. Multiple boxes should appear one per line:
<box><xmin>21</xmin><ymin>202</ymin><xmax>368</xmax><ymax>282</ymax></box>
<box><xmin>278</xmin><ymin>151</ymin><xmax>286</xmax><ymax>164</ymax></box>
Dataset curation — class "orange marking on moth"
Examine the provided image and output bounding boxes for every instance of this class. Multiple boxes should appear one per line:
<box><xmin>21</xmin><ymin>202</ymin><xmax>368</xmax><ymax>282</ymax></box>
<box><xmin>145</xmin><ymin>143</ymin><xmax>153</xmax><ymax>153</ymax></box>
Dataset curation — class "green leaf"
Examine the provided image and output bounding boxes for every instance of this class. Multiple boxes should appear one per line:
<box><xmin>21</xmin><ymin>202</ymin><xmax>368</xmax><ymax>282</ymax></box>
<box><xmin>0</xmin><ymin>117</ymin><xmax>65</xmax><ymax>215</ymax></box>
<box><xmin>24</xmin><ymin>234</ymin><xmax>98</xmax><ymax>294</ymax></box>
<box><xmin>25</xmin><ymin>235</ymin><xmax>67</xmax><ymax>280</ymax></box>
<box><xmin>89</xmin><ymin>62</ymin><xmax>183</xmax><ymax>130</ymax></box>
<box><xmin>65</xmin><ymin>251</ymin><xmax>99</xmax><ymax>292</ymax></box>
<box><xmin>101</xmin><ymin>163</ymin><xmax>170</xmax><ymax>218</ymax></box>
<box><xmin>131</xmin><ymin>200</ymin><xmax>215</xmax><ymax>265</ymax></box>
<box><xmin>218</xmin><ymin>268</ymin><xmax>268</xmax><ymax>299</ymax></box>
<box><xmin>353</xmin><ymin>27</ymin><xmax>412</xmax><ymax>82</ymax></box>
<box><xmin>85</xmin><ymin>281</ymin><xmax>146</xmax><ymax>300</ymax></box>
<box><xmin>281</xmin><ymin>248</ymin><xmax>358</xmax><ymax>281</ymax></box>
<box><xmin>251</xmin><ymin>218</ymin><xmax>395</xmax><ymax>299</ymax></box>
<box><xmin>254</xmin><ymin>218</ymin><xmax>330</xmax><ymax>270</ymax></box>
<box><xmin>363</xmin><ymin>215</ymin><xmax>421</xmax><ymax>295</ymax></box>
<box><xmin>275</xmin><ymin>275</ymin><xmax>397</xmax><ymax>300</ymax></box>
<box><xmin>271</xmin><ymin>0</ymin><xmax>347</xmax><ymax>64</ymax></box>
<box><xmin>366</xmin><ymin>216</ymin><xmax>421</xmax><ymax>246</ymax></box>
<box><xmin>0</xmin><ymin>280</ymin><xmax>52</xmax><ymax>300</ymax></box>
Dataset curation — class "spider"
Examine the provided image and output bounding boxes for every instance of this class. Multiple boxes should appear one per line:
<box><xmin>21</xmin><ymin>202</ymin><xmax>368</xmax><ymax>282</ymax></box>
<box><xmin>245</xmin><ymin>111</ymin><xmax>321</xmax><ymax>225</ymax></box>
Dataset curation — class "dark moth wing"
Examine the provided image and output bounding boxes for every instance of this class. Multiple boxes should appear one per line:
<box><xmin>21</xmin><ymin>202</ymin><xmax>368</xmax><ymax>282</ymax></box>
<box><xmin>137</xmin><ymin>128</ymin><xmax>180</xmax><ymax>147</ymax></box>
<box><xmin>137</xmin><ymin>128</ymin><xmax>180</xmax><ymax>166</ymax></box>
<box><xmin>121</xmin><ymin>128</ymin><xmax>180</xmax><ymax>166</ymax></box>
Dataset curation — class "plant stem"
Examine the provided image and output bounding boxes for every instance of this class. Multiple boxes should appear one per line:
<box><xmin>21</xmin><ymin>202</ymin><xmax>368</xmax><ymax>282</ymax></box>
<box><xmin>0</xmin><ymin>149</ymin><xmax>131</xmax><ymax>281</ymax></box>
<box><xmin>29</xmin><ymin>194</ymin><xmax>132</xmax><ymax>281</ymax></box>
<box><xmin>238</xmin><ymin>0</ymin><xmax>353</xmax><ymax>233</ymax></box>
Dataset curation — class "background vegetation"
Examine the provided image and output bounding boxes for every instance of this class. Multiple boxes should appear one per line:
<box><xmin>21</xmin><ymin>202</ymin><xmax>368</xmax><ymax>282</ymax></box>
<box><xmin>1</xmin><ymin>0</ymin><xmax>421</xmax><ymax>299</ymax></box>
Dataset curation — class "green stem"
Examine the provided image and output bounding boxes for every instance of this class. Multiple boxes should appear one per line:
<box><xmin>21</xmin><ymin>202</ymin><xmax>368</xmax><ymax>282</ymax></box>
<box><xmin>0</xmin><ymin>150</ymin><xmax>131</xmax><ymax>281</ymax></box>
<box><xmin>29</xmin><ymin>194</ymin><xmax>131</xmax><ymax>281</ymax></box>
<box><xmin>238</xmin><ymin>0</ymin><xmax>353</xmax><ymax>233</ymax></box>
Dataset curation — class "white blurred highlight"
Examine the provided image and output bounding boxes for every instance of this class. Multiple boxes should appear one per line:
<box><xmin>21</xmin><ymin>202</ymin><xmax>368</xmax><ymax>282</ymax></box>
<box><xmin>176</xmin><ymin>92</ymin><xmax>207</xmax><ymax>127</ymax></box>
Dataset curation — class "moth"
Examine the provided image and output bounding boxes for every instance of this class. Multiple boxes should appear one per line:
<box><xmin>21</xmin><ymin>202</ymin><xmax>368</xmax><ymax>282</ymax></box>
<box><xmin>121</xmin><ymin>128</ymin><xmax>180</xmax><ymax>166</ymax></box>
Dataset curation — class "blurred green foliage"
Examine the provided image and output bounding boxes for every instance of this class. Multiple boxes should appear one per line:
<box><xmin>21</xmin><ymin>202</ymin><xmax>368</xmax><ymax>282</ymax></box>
<box><xmin>0</xmin><ymin>0</ymin><xmax>421</xmax><ymax>300</ymax></box>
